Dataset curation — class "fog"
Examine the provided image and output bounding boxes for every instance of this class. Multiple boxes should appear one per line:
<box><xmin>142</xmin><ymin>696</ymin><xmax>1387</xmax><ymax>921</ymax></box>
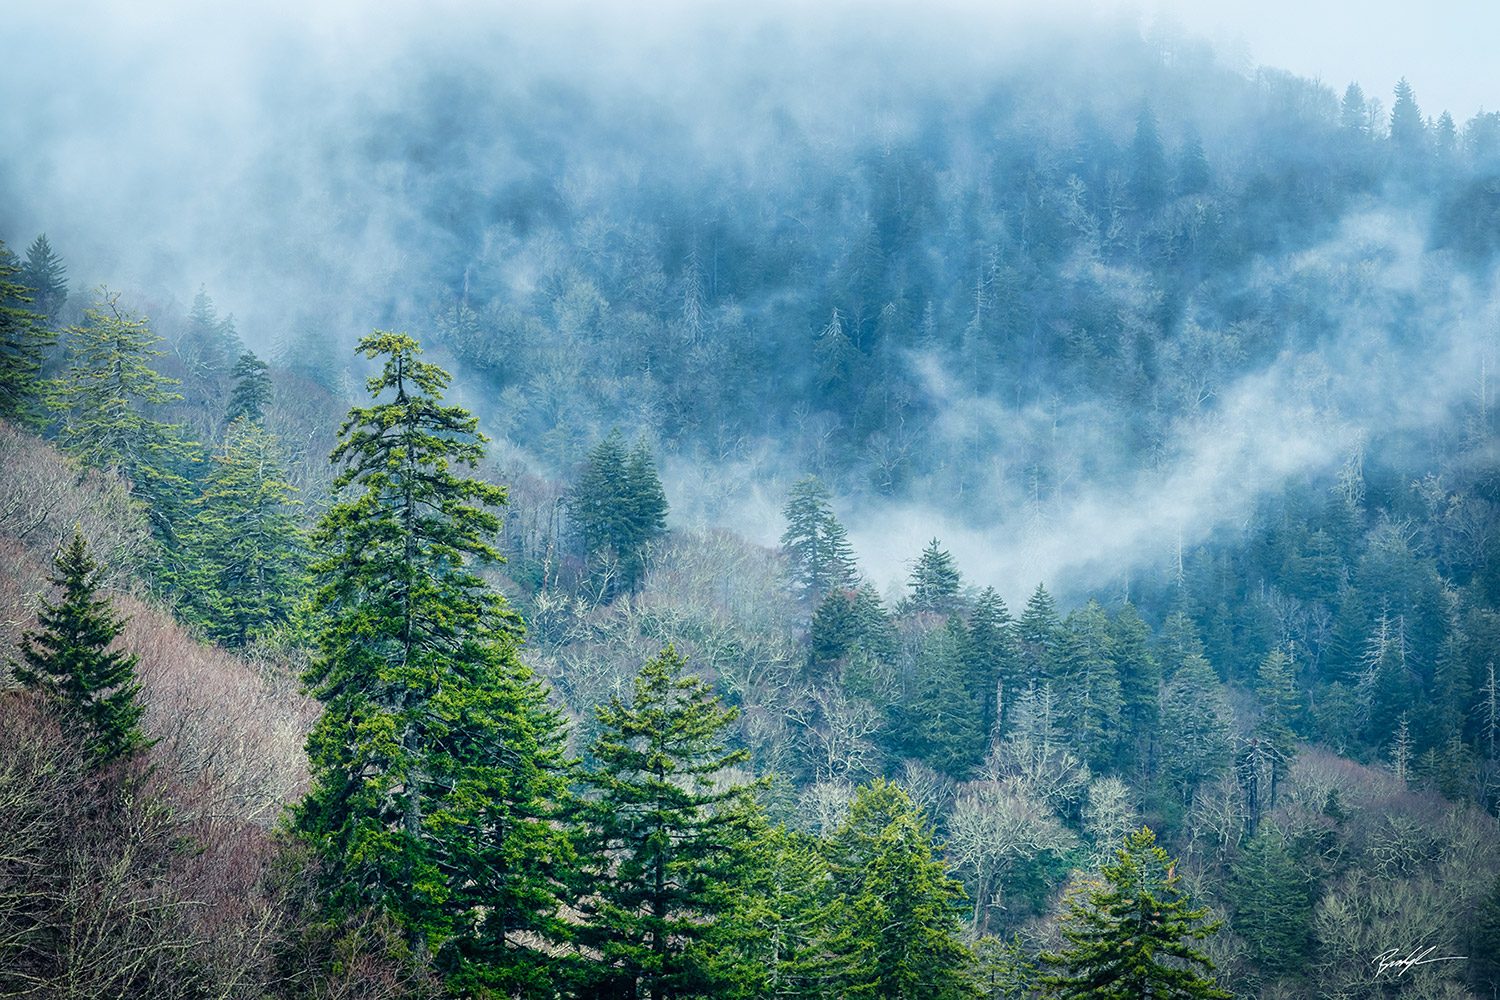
<box><xmin>4</xmin><ymin>1</ymin><xmax>1497</xmax><ymax>610</ymax></box>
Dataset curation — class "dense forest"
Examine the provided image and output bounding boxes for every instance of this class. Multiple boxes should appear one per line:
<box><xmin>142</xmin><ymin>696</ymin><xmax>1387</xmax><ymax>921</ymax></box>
<box><xmin>4</xmin><ymin>8</ymin><xmax>1500</xmax><ymax>1000</ymax></box>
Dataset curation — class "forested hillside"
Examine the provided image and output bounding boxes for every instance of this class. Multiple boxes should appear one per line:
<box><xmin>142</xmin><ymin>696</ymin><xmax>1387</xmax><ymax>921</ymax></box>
<box><xmin>4</xmin><ymin>7</ymin><xmax>1500</xmax><ymax>1000</ymax></box>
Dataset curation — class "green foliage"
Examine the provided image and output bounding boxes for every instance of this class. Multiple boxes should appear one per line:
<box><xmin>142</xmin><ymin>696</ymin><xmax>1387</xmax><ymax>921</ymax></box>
<box><xmin>52</xmin><ymin>289</ymin><xmax>197</xmax><ymax>540</ymax></box>
<box><xmin>296</xmin><ymin>331</ymin><xmax>569</xmax><ymax>986</ymax></box>
<box><xmin>901</xmin><ymin>615</ymin><xmax>985</xmax><ymax>777</ymax></box>
<box><xmin>968</xmin><ymin>587</ymin><xmax>1020</xmax><ymax>737</ymax></box>
<box><xmin>825</xmin><ymin>780</ymin><xmax>978</xmax><ymax>1000</ymax></box>
<box><xmin>574</xmin><ymin>644</ymin><xmax>763</xmax><ymax>1000</ymax></box>
<box><xmin>1229</xmin><ymin>825</ymin><xmax>1311</xmax><ymax>980</ymax></box>
<box><xmin>569</xmin><ymin>429</ymin><xmax>669</xmax><ymax>598</ymax></box>
<box><xmin>18</xmin><ymin>232</ymin><xmax>68</xmax><ymax>324</ymax></box>
<box><xmin>0</xmin><ymin>237</ymin><xmax>55</xmax><ymax>428</ymax></box>
<box><xmin>907</xmin><ymin>538</ymin><xmax>963</xmax><ymax>616</ymax></box>
<box><xmin>10</xmin><ymin>532</ymin><xmax>149</xmax><ymax>762</ymax></box>
<box><xmin>225</xmin><ymin>350</ymin><xmax>273</xmax><ymax>424</ymax></box>
<box><xmin>1157</xmin><ymin>654</ymin><xmax>1233</xmax><ymax>807</ymax></box>
<box><xmin>180</xmin><ymin>416</ymin><xmax>307</xmax><ymax>647</ymax></box>
<box><xmin>1041</xmin><ymin>827</ymin><xmax>1230</xmax><ymax>1000</ymax></box>
<box><xmin>182</xmin><ymin>285</ymin><xmax>243</xmax><ymax>378</ymax></box>
<box><xmin>781</xmin><ymin>474</ymin><xmax>858</xmax><ymax>604</ymax></box>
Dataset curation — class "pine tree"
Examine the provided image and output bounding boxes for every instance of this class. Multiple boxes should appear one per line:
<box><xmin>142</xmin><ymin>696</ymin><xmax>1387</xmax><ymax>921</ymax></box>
<box><xmin>1041</xmin><ymin>826</ymin><xmax>1230</xmax><ymax>1000</ymax></box>
<box><xmin>224</xmin><ymin>350</ymin><xmax>273</xmax><ymax>424</ymax></box>
<box><xmin>53</xmin><ymin>289</ymin><xmax>196</xmax><ymax>540</ymax></box>
<box><xmin>10</xmin><ymin>532</ymin><xmax>149</xmax><ymax>762</ymax></box>
<box><xmin>19</xmin><ymin>233</ymin><xmax>68</xmax><ymax>325</ymax></box>
<box><xmin>296</xmin><ymin>331</ymin><xmax>570</xmax><ymax>982</ymax></box>
<box><xmin>903</xmin><ymin>615</ymin><xmax>985</xmax><ymax>777</ymax></box>
<box><xmin>0</xmin><ymin>238</ymin><xmax>54</xmax><ymax>428</ymax></box>
<box><xmin>824</xmin><ymin>780</ymin><xmax>978</xmax><ymax>1000</ymax></box>
<box><xmin>1053</xmin><ymin>602</ymin><xmax>1124</xmax><ymax>773</ymax></box>
<box><xmin>181</xmin><ymin>416</ymin><xmax>307</xmax><ymax>647</ymax></box>
<box><xmin>1017</xmin><ymin>584</ymin><xmax>1061</xmax><ymax>677</ymax></box>
<box><xmin>574</xmin><ymin>645</ymin><xmax>763</xmax><ymax>1000</ymax></box>
<box><xmin>907</xmin><ymin>538</ymin><xmax>963</xmax><ymax>616</ymax></box>
<box><xmin>1340</xmin><ymin>82</ymin><xmax>1369</xmax><ymax>133</ymax></box>
<box><xmin>781</xmin><ymin>475</ymin><xmax>858</xmax><ymax>604</ymax></box>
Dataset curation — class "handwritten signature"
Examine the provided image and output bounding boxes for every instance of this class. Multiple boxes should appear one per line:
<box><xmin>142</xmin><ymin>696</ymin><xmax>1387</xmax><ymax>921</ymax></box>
<box><xmin>1373</xmin><ymin>946</ymin><xmax>1467</xmax><ymax>976</ymax></box>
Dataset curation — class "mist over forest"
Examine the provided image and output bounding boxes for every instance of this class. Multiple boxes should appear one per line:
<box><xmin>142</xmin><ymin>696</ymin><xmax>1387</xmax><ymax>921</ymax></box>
<box><xmin>5</xmin><ymin>2</ymin><xmax>1494</xmax><ymax>600</ymax></box>
<box><xmin>5</xmin><ymin>4</ymin><xmax>1500</xmax><ymax>999</ymax></box>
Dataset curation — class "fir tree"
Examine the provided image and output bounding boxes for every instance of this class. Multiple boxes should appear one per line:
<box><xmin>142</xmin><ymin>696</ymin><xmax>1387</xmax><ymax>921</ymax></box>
<box><xmin>53</xmin><ymin>289</ymin><xmax>196</xmax><ymax>540</ymax></box>
<box><xmin>824</xmin><ymin>780</ymin><xmax>978</xmax><ymax>1000</ymax></box>
<box><xmin>182</xmin><ymin>285</ymin><xmax>243</xmax><ymax>377</ymax></box>
<box><xmin>19</xmin><ymin>233</ymin><xmax>68</xmax><ymax>325</ymax></box>
<box><xmin>968</xmin><ymin>587</ymin><xmax>1020</xmax><ymax>738</ymax></box>
<box><xmin>224</xmin><ymin>350</ymin><xmax>273</xmax><ymax>424</ymax></box>
<box><xmin>907</xmin><ymin>538</ymin><xmax>963</xmax><ymax>616</ymax></box>
<box><xmin>181</xmin><ymin>416</ymin><xmax>307</xmax><ymax>647</ymax></box>
<box><xmin>1041</xmin><ymin>826</ymin><xmax>1230</xmax><ymax>1000</ymax></box>
<box><xmin>1109</xmin><ymin>603</ymin><xmax>1160</xmax><ymax>776</ymax></box>
<box><xmin>569</xmin><ymin>430</ymin><xmax>669</xmax><ymax>598</ymax></box>
<box><xmin>0</xmin><ymin>237</ymin><xmax>54</xmax><ymax>428</ymax></box>
<box><xmin>781</xmin><ymin>474</ymin><xmax>858</xmax><ymax>603</ymax></box>
<box><xmin>10</xmin><ymin>532</ymin><xmax>149</xmax><ymax>762</ymax></box>
<box><xmin>574</xmin><ymin>645</ymin><xmax>763</xmax><ymax>1000</ymax></box>
<box><xmin>1228</xmin><ymin>826</ymin><xmax>1310</xmax><ymax>981</ymax></box>
<box><xmin>296</xmin><ymin>331</ymin><xmax>570</xmax><ymax>984</ymax></box>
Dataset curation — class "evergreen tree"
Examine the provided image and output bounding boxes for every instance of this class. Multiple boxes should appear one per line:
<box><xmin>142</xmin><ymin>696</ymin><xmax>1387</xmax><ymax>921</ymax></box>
<box><xmin>1053</xmin><ymin>601</ymin><xmax>1124</xmax><ymax>772</ymax></box>
<box><xmin>0</xmin><ymin>237</ymin><xmax>54</xmax><ymax>428</ymax></box>
<box><xmin>1041</xmin><ymin>827</ymin><xmax>1230</xmax><ymax>1000</ymax></box>
<box><xmin>1228</xmin><ymin>826</ymin><xmax>1310</xmax><ymax>981</ymax></box>
<box><xmin>968</xmin><ymin>587</ymin><xmax>1020</xmax><ymax>737</ymax></box>
<box><xmin>569</xmin><ymin>430</ymin><xmax>669</xmax><ymax>598</ymax></box>
<box><xmin>1108</xmin><ymin>603</ymin><xmax>1160</xmax><ymax>776</ymax></box>
<box><xmin>725</xmin><ymin>822</ymin><xmax>840</xmax><ymax>1000</ymax></box>
<box><xmin>1017</xmin><ymin>584</ymin><xmax>1061</xmax><ymax>676</ymax></box>
<box><xmin>1389</xmin><ymin>77</ymin><xmax>1427</xmax><ymax>160</ymax></box>
<box><xmin>296</xmin><ymin>331</ymin><xmax>570</xmax><ymax>984</ymax></box>
<box><xmin>1157</xmin><ymin>654</ymin><xmax>1233</xmax><ymax>808</ymax></box>
<box><xmin>1129</xmin><ymin>104</ymin><xmax>1168</xmax><ymax>213</ymax></box>
<box><xmin>575</xmin><ymin>645</ymin><xmax>763</xmax><ymax>1000</ymax></box>
<box><xmin>53</xmin><ymin>289</ymin><xmax>196</xmax><ymax>539</ymax></box>
<box><xmin>902</xmin><ymin>615</ymin><xmax>985</xmax><ymax>777</ymax></box>
<box><xmin>10</xmin><ymin>532</ymin><xmax>148</xmax><ymax>762</ymax></box>
<box><xmin>182</xmin><ymin>285</ymin><xmax>243</xmax><ymax>377</ymax></box>
<box><xmin>1340</xmin><ymin>82</ymin><xmax>1369</xmax><ymax>133</ymax></box>
<box><xmin>825</xmin><ymin>780</ymin><xmax>977</xmax><ymax>1000</ymax></box>
<box><xmin>781</xmin><ymin>474</ymin><xmax>858</xmax><ymax>604</ymax></box>
<box><xmin>1175</xmin><ymin>126</ymin><xmax>1211</xmax><ymax>197</ymax></box>
<box><xmin>224</xmin><ymin>350</ymin><xmax>273</xmax><ymax>424</ymax></box>
<box><xmin>907</xmin><ymin>538</ymin><xmax>963</xmax><ymax>616</ymax></box>
<box><xmin>19</xmin><ymin>233</ymin><xmax>68</xmax><ymax>325</ymax></box>
<box><xmin>181</xmin><ymin>416</ymin><xmax>307</xmax><ymax>647</ymax></box>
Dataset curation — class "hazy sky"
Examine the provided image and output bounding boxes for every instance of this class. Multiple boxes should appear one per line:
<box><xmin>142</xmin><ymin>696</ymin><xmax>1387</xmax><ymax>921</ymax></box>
<box><xmin>1137</xmin><ymin>0</ymin><xmax>1496</xmax><ymax>120</ymax></box>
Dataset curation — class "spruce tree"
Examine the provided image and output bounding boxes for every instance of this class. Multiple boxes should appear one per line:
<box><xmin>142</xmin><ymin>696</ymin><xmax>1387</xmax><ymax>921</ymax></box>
<box><xmin>907</xmin><ymin>538</ymin><xmax>963</xmax><ymax>616</ymax></box>
<box><xmin>53</xmin><ymin>289</ymin><xmax>196</xmax><ymax>539</ymax></box>
<box><xmin>181</xmin><ymin>416</ymin><xmax>307</xmax><ymax>647</ymax></box>
<box><xmin>10</xmin><ymin>532</ymin><xmax>149</xmax><ymax>762</ymax></box>
<box><xmin>824</xmin><ymin>780</ymin><xmax>977</xmax><ymax>1000</ymax></box>
<box><xmin>574</xmin><ymin>644</ymin><xmax>763</xmax><ymax>1000</ymax></box>
<box><xmin>1227</xmin><ymin>826</ymin><xmax>1310</xmax><ymax>981</ymax></box>
<box><xmin>0</xmin><ymin>238</ymin><xmax>54</xmax><ymax>428</ymax></box>
<box><xmin>1041</xmin><ymin>827</ymin><xmax>1230</xmax><ymax>1000</ymax></box>
<box><xmin>224</xmin><ymin>350</ymin><xmax>273</xmax><ymax>424</ymax></box>
<box><xmin>296</xmin><ymin>331</ymin><xmax>570</xmax><ymax>984</ymax></box>
<box><xmin>968</xmin><ymin>587</ymin><xmax>1020</xmax><ymax>738</ymax></box>
<box><xmin>781</xmin><ymin>474</ymin><xmax>857</xmax><ymax>603</ymax></box>
<box><xmin>19</xmin><ymin>233</ymin><xmax>68</xmax><ymax>325</ymax></box>
<box><xmin>569</xmin><ymin>430</ymin><xmax>669</xmax><ymax>598</ymax></box>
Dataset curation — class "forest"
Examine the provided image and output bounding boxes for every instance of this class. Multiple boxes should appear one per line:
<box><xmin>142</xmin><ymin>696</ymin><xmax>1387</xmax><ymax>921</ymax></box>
<box><xmin>3</xmin><ymin>6</ymin><xmax>1500</xmax><ymax>1000</ymax></box>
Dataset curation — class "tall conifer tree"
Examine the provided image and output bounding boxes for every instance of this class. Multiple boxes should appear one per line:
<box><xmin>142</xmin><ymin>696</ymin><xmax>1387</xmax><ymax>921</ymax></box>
<box><xmin>575</xmin><ymin>645</ymin><xmax>762</xmax><ymax>1000</ymax></box>
<box><xmin>296</xmin><ymin>332</ymin><xmax>570</xmax><ymax>987</ymax></box>
<box><xmin>0</xmin><ymin>238</ymin><xmax>54</xmax><ymax>428</ymax></box>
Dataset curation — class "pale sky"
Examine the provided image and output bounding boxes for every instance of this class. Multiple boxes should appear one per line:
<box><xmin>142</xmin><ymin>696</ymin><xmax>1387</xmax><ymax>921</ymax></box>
<box><xmin>1139</xmin><ymin>0</ymin><xmax>1496</xmax><ymax>121</ymax></box>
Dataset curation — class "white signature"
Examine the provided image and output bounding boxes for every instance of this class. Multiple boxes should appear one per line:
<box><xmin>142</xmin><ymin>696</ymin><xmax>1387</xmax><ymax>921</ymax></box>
<box><xmin>1373</xmin><ymin>946</ymin><xmax>1467</xmax><ymax>976</ymax></box>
